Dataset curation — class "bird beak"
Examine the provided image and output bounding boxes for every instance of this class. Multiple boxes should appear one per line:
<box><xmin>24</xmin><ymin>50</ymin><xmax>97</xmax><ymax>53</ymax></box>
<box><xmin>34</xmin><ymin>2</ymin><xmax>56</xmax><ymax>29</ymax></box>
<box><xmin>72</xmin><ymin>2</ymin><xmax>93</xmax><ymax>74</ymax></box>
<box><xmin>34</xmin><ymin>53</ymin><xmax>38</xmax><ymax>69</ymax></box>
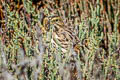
<box><xmin>41</xmin><ymin>27</ymin><xmax>46</xmax><ymax>34</ymax></box>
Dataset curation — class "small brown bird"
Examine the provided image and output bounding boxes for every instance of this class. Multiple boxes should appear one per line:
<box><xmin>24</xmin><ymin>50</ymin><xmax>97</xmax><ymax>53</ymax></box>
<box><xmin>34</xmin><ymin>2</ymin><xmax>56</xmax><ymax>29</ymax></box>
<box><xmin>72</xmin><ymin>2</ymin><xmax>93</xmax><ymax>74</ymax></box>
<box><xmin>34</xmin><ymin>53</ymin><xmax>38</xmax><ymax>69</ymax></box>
<box><xmin>43</xmin><ymin>15</ymin><xmax>80</xmax><ymax>53</ymax></box>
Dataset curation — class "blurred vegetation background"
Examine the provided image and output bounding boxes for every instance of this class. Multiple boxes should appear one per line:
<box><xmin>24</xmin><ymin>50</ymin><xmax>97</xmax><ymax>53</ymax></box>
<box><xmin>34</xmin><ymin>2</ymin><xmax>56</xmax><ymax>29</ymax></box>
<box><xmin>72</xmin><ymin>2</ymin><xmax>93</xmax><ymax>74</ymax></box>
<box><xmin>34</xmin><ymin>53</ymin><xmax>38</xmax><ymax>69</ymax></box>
<box><xmin>0</xmin><ymin>0</ymin><xmax>120</xmax><ymax>80</ymax></box>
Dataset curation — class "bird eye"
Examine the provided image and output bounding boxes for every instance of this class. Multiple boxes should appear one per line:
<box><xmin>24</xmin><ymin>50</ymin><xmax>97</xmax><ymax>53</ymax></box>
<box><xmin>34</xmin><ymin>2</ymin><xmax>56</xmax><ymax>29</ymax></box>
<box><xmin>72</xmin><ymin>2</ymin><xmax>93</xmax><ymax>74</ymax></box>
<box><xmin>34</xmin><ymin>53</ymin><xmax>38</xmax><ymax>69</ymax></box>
<box><xmin>56</xmin><ymin>19</ymin><xmax>59</xmax><ymax>22</ymax></box>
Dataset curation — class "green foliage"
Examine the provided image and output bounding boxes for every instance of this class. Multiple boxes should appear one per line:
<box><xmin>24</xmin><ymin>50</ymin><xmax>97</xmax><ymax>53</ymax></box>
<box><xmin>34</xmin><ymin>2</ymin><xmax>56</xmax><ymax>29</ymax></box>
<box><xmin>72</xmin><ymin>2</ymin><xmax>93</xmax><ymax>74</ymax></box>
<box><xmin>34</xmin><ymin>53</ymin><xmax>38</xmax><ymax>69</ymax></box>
<box><xmin>0</xmin><ymin>0</ymin><xmax>120</xmax><ymax>80</ymax></box>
